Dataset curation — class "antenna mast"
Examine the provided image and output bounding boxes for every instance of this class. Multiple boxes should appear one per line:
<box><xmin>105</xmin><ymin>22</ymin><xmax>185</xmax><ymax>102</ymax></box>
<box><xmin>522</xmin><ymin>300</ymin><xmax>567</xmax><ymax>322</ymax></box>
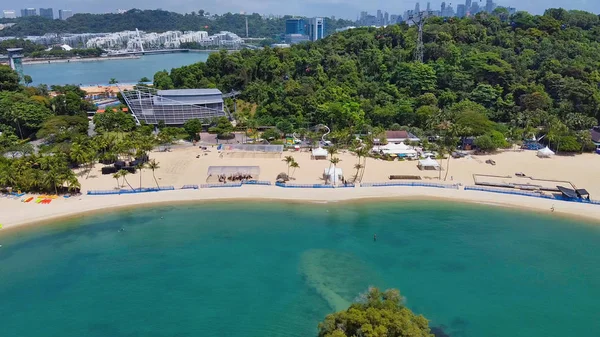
<box><xmin>408</xmin><ymin>11</ymin><xmax>427</xmax><ymax>63</ymax></box>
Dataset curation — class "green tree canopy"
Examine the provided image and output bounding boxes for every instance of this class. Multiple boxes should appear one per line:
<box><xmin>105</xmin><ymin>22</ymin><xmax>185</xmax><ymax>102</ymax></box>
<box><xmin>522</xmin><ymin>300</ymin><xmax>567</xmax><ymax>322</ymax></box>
<box><xmin>318</xmin><ymin>287</ymin><xmax>433</xmax><ymax>337</ymax></box>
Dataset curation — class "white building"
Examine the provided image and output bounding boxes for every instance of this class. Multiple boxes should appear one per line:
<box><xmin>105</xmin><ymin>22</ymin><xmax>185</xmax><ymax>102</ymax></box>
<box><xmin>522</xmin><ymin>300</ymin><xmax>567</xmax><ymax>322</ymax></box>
<box><xmin>3</xmin><ymin>10</ymin><xmax>17</xmax><ymax>19</ymax></box>
<box><xmin>58</xmin><ymin>9</ymin><xmax>73</xmax><ymax>20</ymax></box>
<box><xmin>307</xmin><ymin>17</ymin><xmax>324</xmax><ymax>41</ymax></box>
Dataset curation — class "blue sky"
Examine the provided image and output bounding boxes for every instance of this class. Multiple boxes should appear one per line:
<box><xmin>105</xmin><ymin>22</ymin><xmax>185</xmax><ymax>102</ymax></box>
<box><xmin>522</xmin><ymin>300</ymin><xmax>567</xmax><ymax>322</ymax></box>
<box><xmin>6</xmin><ymin>0</ymin><xmax>599</xmax><ymax>20</ymax></box>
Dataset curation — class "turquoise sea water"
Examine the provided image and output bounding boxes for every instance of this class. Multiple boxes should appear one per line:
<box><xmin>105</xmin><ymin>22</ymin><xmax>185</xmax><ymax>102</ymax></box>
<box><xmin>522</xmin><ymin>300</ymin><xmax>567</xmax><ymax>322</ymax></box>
<box><xmin>22</xmin><ymin>52</ymin><xmax>211</xmax><ymax>86</ymax></box>
<box><xmin>0</xmin><ymin>201</ymin><xmax>599</xmax><ymax>337</ymax></box>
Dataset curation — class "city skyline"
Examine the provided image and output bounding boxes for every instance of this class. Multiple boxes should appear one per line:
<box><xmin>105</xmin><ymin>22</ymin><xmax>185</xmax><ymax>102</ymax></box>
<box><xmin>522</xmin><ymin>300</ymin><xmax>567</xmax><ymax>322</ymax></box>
<box><xmin>0</xmin><ymin>0</ymin><xmax>598</xmax><ymax>20</ymax></box>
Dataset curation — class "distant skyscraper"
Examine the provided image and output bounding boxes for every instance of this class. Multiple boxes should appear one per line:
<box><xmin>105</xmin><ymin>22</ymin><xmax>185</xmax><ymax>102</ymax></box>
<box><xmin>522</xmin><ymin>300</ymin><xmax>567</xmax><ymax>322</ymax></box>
<box><xmin>457</xmin><ymin>4</ymin><xmax>466</xmax><ymax>18</ymax></box>
<box><xmin>377</xmin><ymin>10</ymin><xmax>383</xmax><ymax>25</ymax></box>
<box><xmin>415</xmin><ymin>2</ymin><xmax>420</xmax><ymax>13</ymax></box>
<box><xmin>2</xmin><ymin>10</ymin><xmax>17</xmax><ymax>18</ymax></box>
<box><xmin>390</xmin><ymin>14</ymin><xmax>398</xmax><ymax>24</ymax></box>
<box><xmin>427</xmin><ymin>2</ymin><xmax>431</xmax><ymax>11</ymax></box>
<box><xmin>307</xmin><ymin>17</ymin><xmax>324</xmax><ymax>41</ymax></box>
<box><xmin>470</xmin><ymin>2</ymin><xmax>480</xmax><ymax>14</ymax></box>
<box><xmin>485</xmin><ymin>0</ymin><xmax>494</xmax><ymax>13</ymax></box>
<box><xmin>20</xmin><ymin>8</ymin><xmax>36</xmax><ymax>17</ymax></box>
<box><xmin>59</xmin><ymin>9</ymin><xmax>73</xmax><ymax>20</ymax></box>
<box><xmin>285</xmin><ymin>18</ymin><xmax>306</xmax><ymax>35</ymax></box>
<box><xmin>441</xmin><ymin>2</ymin><xmax>446</xmax><ymax>14</ymax></box>
<box><xmin>39</xmin><ymin>8</ymin><xmax>53</xmax><ymax>19</ymax></box>
<box><xmin>384</xmin><ymin>12</ymin><xmax>389</xmax><ymax>25</ymax></box>
<box><xmin>466</xmin><ymin>0</ymin><xmax>472</xmax><ymax>10</ymax></box>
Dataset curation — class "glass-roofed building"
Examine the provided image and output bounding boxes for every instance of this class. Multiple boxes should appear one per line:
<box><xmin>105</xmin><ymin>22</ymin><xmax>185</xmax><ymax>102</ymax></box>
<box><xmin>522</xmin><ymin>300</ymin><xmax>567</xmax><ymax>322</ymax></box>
<box><xmin>120</xmin><ymin>87</ymin><xmax>228</xmax><ymax>125</ymax></box>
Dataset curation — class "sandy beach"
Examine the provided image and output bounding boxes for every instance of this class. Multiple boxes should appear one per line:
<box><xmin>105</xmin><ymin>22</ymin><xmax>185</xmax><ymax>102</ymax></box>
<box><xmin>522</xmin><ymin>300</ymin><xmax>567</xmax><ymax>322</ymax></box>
<box><xmin>1</xmin><ymin>145</ymin><xmax>599</xmax><ymax>231</ymax></box>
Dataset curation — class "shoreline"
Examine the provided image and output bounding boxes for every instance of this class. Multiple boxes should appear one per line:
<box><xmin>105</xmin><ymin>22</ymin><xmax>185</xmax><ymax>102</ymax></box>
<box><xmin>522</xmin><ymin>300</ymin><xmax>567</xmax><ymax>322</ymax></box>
<box><xmin>1</xmin><ymin>186</ymin><xmax>599</xmax><ymax>235</ymax></box>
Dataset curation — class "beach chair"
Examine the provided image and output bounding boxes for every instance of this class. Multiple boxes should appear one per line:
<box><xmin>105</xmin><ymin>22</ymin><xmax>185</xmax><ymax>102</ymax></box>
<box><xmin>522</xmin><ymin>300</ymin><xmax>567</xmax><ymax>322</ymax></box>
<box><xmin>24</xmin><ymin>197</ymin><xmax>34</xmax><ymax>203</ymax></box>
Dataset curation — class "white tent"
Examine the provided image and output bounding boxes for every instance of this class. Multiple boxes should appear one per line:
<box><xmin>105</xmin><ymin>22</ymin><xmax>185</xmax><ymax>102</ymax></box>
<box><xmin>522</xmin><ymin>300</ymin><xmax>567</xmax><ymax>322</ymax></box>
<box><xmin>311</xmin><ymin>147</ymin><xmax>328</xmax><ymax>160</ymax></box>
<box><xmin>537</xmin><ymin>147</ymin><xmax>555</xmax><ymax>158</ymax></box>
<box><xmin>375</xmin><ymin>142</ymin><xmax>418</xmax><ymax>158</ymax></box>
<box><xmin>323</xmin><ymin>167</ymin><xmax>343</xmax><ymax>184</ymax></box>
<box><xmin>418</xmin><ymin>157</ymin><xmax>440</xmax><ymax>170</ymax></box>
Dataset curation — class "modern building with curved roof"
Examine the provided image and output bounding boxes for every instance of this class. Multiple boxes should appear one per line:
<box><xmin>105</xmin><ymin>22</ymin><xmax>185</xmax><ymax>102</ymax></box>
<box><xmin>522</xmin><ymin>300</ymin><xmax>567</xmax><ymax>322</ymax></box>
<box><xmin>120</xmin><ymin>86</ymin><xmax>228</xmax><ymax>125</ymax></box>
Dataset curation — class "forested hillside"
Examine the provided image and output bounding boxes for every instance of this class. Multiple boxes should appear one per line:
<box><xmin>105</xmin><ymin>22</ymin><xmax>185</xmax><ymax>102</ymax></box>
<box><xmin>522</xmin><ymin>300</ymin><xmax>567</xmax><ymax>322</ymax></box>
<box><xmin>0</xmin><ymin>9</ymin><xmax>352</xmax><ymax>38</ymax></box>
<box><xmin>155</xmin><ymin>9</ymin><xmax>600</xmax><ymax>151</ymax></box>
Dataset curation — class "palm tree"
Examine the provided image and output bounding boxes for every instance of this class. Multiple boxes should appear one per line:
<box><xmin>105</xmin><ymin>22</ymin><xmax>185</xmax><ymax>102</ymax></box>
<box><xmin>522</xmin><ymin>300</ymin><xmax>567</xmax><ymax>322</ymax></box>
<box><xmin>353</xmin><ymin>163</ymin><xmax>363</xmax><ymax>183</ymax></box>
<box><xmin>283</xmin><ymin>155</ymin><xmax>295</xmax><ymax>176</ymax></box>
<box><xmin>354</xmin><ymin>147</ymin><xmax>370</xmax><ymax>183</ymax></box>
<box><xmin>119</xmin><ymin>169</ymin><xmax>135</xmax><ymax>191</ymax></box>
<box><xmin>42</xmin><ymin>169</ymin><xmax>60</xmax><ymax>195</ymax></box>
<box><xmin>112</xmin><ymin>172</ymin><xmax>121</xmax><ymax>189</ymax></box>
<box><xmin>66</xmin><ymin>175</ymin><xmax>81</xmax><ymax>194</ymax></box>
<box><xmin>327</xmin><ymin>146</ymin><xmax>338</xmax><ymax>160</ymax></box>
<box><xmin>329</xmin><ymin>157</ymin><xmax>341</xmax><ymax>185</ymax></box>
<box><xmin>109</xmin><ymin>78</ymin><xmax>118</xmax><ymax>84</ymax></box>
<box><xmin>70</xmin><ymin>143</ymin><xmax>86</xmax><ymax>168</ymax></box>
<box><xmin>135</xmin><ymin>162</ymin><xmax>146</xmax><ymax>190</ymax></box>
<box><xmin>290</xmin><ymin>161</ymin><xmax>299</xmax><ymax>178</ymax></box>
<box><xmin>147</xmin><ymin>159</ymin><xmax>160</xmax><ymax>188</ymax></box>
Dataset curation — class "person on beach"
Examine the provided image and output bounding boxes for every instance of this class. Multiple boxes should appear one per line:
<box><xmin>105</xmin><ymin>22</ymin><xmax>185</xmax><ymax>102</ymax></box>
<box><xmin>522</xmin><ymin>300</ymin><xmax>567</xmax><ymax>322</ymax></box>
<box><xmin>551</xmin><ymin>205</ymin><xmax>555</xmax><ymax>212</ymax></box>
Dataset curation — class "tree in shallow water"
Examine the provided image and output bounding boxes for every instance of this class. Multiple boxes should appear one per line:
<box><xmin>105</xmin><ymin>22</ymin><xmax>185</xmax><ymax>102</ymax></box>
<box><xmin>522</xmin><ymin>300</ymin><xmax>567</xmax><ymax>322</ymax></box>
<box><xmin>317</xmin><ymin>287</ymin><xmax>433</xmax><ymax>337</ymax></box>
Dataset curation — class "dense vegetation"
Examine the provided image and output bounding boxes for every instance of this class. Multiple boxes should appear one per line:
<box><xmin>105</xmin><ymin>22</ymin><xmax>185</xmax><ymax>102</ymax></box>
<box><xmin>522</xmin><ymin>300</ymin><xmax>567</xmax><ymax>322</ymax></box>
<box><xmin>0</xmin><ymin>65</ymin><xmax>224</xmax><ymax>194</ymax></box>
<box><xmin>318</xmin><ymin>287</ymin><xmax>433</xmax><ymax>337</ymax></box>
<box><xmin>0</xmin><ymin>9</ymin><xmax>353</xmax><ymax>39</ymax></box>
<box><xmin>156</xmin><ymin>9</ymin><xmax>600</xmax><ymax>153</ymax></box>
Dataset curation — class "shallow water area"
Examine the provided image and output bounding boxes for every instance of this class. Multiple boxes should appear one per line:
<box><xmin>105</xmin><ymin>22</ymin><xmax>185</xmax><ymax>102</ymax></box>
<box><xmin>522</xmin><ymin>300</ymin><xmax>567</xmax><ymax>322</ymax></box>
<box><xmin>22</xmin><ymin>52</ymin><xmax>211</xmax><ymax>86</ymax></box>
<box><xmin>0</xmin><ymin>200</ymin><xmax>599</xmax><ymax>337</ymax></box>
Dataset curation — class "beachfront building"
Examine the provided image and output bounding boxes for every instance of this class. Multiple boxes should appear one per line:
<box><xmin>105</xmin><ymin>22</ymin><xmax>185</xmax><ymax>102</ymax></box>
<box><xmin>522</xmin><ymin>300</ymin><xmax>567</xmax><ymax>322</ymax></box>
<box><xmin>384</xmin><ymin>130</ymin><xmax>420</xmax><ymax>144</ymax></box>
<box><xmin>592</xmin><ymin>126</ymin><xmax>600</xmax><ymax>153</ymax></box>
<box><xmin>121</xmin><ymin>87</ymin><xmax>228</xmax><ymax>125</ymax></box>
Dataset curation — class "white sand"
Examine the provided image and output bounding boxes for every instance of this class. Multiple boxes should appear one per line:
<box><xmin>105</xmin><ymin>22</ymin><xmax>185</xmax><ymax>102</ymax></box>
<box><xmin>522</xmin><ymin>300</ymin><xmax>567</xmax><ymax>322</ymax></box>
<box><xmin>2</xmin><ymin>146</ymin><xmax>599</xmax><ymax>231</ymax></box>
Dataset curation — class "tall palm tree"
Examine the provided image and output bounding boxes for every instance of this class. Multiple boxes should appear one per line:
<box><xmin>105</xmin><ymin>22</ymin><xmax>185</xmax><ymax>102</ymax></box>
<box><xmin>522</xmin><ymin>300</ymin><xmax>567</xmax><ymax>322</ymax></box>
<box><xmin>290</xmin><ymin>161</ymin><xmax>299</xmax><ymax>178</ymax></box>
<box><xmin>119</xmin><ymin>169</ymin><xmax>135</xmax><ymax>191</ymax></box>
<box><xmin>70</xmin><ymin>143</ymin><xmax>86</xmax><ymax>168</ymax></box>
<box><xmin>327</xmin><ymin>146</ymin><xmax>338</xmax><ymax>160</ymax></box>
<box><xmin>329</xmin><ymin>157</ymin><xmax>341</xmax><ymax>185</ymax></box>
<box><xmin>66</xmin><ymin>175</ymin><xmax>81</xmax><ymax>194</ymax></box>
<box><xmin>354</xmin><ymin>147</ymin><xmax>370</xmax><ymax>183</ymax></box>
<box><xmin>42</xmin><ymin>169</ymin><xmax>60</xmax><ymax>195</ymax></box>
<box><xmin>147</xmin><ymin>159</ymin><xmax>161</xmax><ymax>188</ymax></box>
<box><xmin>135</xmin><ymin>162</ymin><xmax>146</xmax><ymax>190</ymax></box>
<box><xmin>353</xmin><ymin>163</ymin><xmax>363</xmax><ymax>183</ymax></box>
<box><xmin>283</xmin><ymin>155</ymin><xmax>295</xmax><ymax>176</ymax></box>
<box><xmin>112</xmin><ymin>172</ymin><xmax>121</xmax><ymax>189</ymax></box>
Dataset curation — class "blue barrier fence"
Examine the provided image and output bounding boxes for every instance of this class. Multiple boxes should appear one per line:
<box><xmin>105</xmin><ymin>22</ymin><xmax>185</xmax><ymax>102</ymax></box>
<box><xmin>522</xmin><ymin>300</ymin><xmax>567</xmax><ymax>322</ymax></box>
<box><xmin>87</xmin><ymin>186</ymin><xmax>175</xmax><ymax>195</ymax></box>
<box><xmin>464</xmin><ymin>186</ymin><xmax>600</xmax><ymax>205</ymax></box>
<box><xmin>275</xmin><ymin>182</ymin><xmax>335</xmax><ymax>188</ymax></box>
<box><xmin>181</xmin><ymin>185</ymin><xmax>199</xmax><ymax>190</ymax></box>
<box><xmin>200</xmin><ymin>183</ymin><xmax>242</xmax><ymax>188</ymax></box>
<box><xmin>241</xmin><ymin>180</ymin><xmax>272</xmax><ymax>186</ymax></box>
<box><xmin>361</xmin><ymin>182</ymin><xmax>459</xmax><ymax>189</ymax></box>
